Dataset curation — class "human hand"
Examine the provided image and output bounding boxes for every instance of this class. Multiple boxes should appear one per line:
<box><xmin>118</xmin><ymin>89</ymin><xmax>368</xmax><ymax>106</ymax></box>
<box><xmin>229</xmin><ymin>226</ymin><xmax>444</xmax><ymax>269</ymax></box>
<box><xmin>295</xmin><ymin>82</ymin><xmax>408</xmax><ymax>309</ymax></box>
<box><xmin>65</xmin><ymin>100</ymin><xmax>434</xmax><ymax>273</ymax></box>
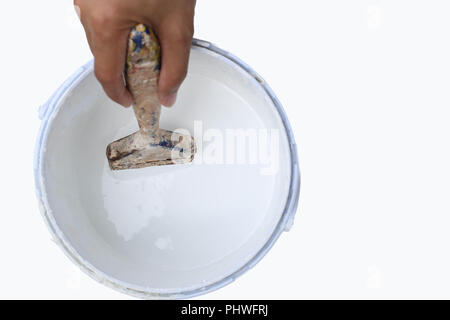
<box><xmin>74</xmin><ymin>0</ymin><xmax>196</xmax><ymax>107</ymax></box>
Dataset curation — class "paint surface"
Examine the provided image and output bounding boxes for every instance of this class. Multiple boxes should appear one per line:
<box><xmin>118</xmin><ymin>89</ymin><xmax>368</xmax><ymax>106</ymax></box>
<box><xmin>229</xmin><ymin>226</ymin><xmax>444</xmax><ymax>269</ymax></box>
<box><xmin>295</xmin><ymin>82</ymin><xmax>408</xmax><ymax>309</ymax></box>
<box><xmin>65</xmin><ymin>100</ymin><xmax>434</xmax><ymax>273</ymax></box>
<box><xmin>42</xmin><ymin>47</ymin><xmax>292</xmax><ymax>292</ymax></box>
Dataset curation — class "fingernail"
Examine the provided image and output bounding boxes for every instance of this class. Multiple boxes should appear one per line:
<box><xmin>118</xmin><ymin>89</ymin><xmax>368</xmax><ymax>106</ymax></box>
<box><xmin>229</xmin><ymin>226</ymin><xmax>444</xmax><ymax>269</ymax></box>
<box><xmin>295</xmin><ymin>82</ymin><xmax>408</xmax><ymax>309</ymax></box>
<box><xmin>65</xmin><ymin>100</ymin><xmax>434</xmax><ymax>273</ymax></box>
<box><xmin>121</xmin><ymin>100</ymin><xmax>132</xmax><ymax>108</ymax></box>
<box><xmin>163</xmin><ymin>91</ymin><xmax>178</xmax><ymax>107</ymax></box>
<box><xmin>123</xmin><ymin>94</ymin><xmax>133</xmax><ymax>108</ymax></box>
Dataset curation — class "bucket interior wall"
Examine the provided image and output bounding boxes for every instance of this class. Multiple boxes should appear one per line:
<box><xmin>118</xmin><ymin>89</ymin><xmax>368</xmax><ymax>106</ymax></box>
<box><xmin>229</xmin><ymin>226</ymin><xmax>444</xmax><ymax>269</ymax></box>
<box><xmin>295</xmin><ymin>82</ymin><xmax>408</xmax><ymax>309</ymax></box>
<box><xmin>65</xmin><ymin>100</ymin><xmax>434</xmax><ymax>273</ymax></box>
<box><xmin>41</xmin><ymin>47</ymin><xmax>292</xmax><ymax>293</ymax></box>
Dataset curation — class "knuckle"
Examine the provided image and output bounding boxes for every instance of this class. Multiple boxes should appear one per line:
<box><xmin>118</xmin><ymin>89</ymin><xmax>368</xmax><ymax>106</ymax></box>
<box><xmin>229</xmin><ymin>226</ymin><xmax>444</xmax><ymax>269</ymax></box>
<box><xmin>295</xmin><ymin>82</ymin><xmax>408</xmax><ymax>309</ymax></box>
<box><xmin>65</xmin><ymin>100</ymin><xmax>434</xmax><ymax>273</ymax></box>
<box><xmin>94</xmin><ymin>68</ymin><xmax>115</xmax><ymax>85</ymax></box>
<box><xmin>90</xmin><ymin>7</ymin><xmax>119</xmax><ymax>34</ymax></box>
<box><xmin>167</xmin><ymin>24</ymin><xmax>194</xmax><ymax>43</ymax></box>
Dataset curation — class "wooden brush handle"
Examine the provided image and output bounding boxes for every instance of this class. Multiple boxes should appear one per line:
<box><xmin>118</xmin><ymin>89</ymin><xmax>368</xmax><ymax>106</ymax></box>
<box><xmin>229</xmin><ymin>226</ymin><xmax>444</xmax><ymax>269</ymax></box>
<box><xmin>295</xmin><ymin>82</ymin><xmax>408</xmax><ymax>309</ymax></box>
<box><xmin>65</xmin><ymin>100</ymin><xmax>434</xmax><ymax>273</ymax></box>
<box><xmin>126</xmin><ymin>24</ymin><xmax>162</xmax><ymax>138</ymax></box>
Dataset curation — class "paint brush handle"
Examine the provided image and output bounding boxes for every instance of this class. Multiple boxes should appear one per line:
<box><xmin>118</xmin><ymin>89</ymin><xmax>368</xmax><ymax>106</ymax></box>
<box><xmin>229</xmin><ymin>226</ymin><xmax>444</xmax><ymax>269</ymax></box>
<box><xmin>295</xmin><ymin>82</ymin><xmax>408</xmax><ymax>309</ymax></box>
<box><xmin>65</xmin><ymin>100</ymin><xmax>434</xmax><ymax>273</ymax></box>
<box><xmin>125</xmin><ymin>24</ymin><xmax>162</xmax><ymax>138</ymax></box>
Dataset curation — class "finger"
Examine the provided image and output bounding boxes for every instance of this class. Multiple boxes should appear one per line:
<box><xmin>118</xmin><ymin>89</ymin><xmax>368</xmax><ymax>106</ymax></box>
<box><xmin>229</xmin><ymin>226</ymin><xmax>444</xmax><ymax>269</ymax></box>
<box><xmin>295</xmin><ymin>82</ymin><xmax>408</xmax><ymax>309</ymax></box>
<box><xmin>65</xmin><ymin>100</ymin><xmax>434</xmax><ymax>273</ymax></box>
<box><xmin>156</xmin><ymin>26</ymin><xmax>193</xmax><ymax>107</ymax></box>
<box><xmin>92</xmin><ymin>30</ymin><xmax>133</xmax><ymax>108</ymax></box>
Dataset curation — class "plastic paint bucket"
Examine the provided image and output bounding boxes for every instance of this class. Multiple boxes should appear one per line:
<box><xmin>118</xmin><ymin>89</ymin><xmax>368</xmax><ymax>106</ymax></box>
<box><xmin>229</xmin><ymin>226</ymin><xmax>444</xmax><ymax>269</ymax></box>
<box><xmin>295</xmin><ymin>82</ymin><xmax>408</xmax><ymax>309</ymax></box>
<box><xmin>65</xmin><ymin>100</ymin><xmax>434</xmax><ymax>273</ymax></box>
<box><xmin>34</xmin><ymin>39</ymin><xmax>300</xmax><ymax>299</ymax></box>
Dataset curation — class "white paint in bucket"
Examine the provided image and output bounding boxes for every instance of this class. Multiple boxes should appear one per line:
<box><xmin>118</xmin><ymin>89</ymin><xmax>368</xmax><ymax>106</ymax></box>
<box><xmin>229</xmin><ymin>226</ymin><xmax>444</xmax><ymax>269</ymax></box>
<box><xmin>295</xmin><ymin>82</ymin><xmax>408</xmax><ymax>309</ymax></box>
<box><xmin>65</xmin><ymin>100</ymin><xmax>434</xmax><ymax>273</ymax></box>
<box><xmin>34</xmin><ymin>40</ymin><xmax>300</xmax><ymax>298</ymax></box>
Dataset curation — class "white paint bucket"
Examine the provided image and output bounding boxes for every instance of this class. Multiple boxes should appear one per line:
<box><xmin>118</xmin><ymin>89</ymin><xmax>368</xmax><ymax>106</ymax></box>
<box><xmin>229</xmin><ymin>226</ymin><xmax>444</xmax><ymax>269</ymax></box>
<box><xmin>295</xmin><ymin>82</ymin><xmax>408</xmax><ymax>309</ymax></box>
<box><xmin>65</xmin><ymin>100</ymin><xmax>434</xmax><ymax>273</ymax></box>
<box><xmin>34</xmin><ymin>39</ymin><xmax>300</xmax><ymax>299</ymax></box>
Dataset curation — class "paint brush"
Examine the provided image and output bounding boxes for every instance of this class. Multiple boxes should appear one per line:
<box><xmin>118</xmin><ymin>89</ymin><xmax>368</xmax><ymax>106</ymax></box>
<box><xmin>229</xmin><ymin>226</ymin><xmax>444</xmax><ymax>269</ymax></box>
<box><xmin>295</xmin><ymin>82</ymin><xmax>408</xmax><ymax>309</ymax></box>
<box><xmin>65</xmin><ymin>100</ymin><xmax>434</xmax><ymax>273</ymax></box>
<box><xmin>106</xmin><ymin>24</ymin><xmax>196</xmax><ymax>170</ymax></box>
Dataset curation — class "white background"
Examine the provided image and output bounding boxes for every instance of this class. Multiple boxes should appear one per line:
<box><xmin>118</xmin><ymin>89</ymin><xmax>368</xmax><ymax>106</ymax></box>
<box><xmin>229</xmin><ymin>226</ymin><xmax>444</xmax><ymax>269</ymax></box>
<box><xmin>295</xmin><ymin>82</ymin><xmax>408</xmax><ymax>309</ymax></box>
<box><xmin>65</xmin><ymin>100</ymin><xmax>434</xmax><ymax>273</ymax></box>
<box><xmin>1</xmin><ymin>0</ymin><xmax>450</xmax><ymax>299</ymax></box>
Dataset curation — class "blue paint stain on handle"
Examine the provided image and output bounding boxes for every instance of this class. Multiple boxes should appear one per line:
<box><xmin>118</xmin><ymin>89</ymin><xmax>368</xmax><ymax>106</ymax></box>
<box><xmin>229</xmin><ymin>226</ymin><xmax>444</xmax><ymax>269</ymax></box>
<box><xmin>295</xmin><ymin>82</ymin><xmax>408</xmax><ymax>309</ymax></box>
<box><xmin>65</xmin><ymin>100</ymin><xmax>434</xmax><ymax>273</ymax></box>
<box><xmin>132</xmin><ymin>33</ymin><xmax>144</xmax><ymax>53</ymax></box>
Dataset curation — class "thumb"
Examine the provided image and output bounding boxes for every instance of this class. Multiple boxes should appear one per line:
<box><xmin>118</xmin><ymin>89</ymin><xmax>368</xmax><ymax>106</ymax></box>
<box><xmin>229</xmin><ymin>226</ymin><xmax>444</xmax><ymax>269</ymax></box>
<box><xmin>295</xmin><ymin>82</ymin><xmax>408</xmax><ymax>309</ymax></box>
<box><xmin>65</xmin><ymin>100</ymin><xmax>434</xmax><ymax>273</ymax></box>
<box><xmin>156</xmin><ymin>26</ymin><xmax>193</xmax><ymax>107</ymax></box>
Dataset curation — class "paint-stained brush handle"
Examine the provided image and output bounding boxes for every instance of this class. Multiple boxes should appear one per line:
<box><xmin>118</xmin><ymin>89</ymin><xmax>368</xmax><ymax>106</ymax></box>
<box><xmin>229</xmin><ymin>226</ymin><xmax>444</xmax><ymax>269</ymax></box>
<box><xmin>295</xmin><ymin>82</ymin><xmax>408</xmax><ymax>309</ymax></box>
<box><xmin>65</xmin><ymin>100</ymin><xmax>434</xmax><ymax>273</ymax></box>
<box><xmin>126</xmin><ymin>24</ymin><xmax>162</xmax><ymax>137</ymax></box>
